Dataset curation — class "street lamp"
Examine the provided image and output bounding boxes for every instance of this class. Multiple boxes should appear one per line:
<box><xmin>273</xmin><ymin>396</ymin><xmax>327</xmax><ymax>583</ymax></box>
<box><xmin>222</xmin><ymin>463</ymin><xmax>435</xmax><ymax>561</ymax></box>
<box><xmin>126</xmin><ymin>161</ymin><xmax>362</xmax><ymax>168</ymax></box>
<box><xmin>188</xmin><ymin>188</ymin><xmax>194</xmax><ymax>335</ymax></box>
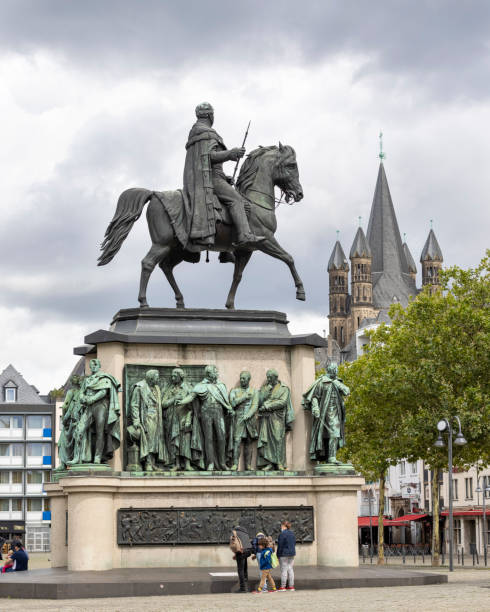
<box><xmin>434</xmin><ymin>416</ymin><xmax>467</xmax><ymax>572</ymax></box>
<box><xmin>475</xmin><ymin>477</ymin><xmax>490</xmax><ymax>566</ymax></box>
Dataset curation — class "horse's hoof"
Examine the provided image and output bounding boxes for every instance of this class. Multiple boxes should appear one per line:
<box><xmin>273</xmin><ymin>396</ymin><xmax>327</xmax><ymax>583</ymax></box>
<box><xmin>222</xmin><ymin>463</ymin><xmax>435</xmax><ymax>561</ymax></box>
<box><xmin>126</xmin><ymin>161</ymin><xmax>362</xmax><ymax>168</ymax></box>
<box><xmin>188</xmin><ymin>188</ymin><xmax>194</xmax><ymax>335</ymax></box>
<box><xmin>225</xmin><ymin>302</ymin><xmax>235</xmax><ymax>310</ymax></box>
<box><xmin>296</xmin><ymin>290</ymin><xmax>306</xmax><ymax>301</ymax></box>
<box><xmin>139</xmin><ymin>300</ymin><xmax>149</xmax><ymax>309</ymax></box>
<box><xmin>176</xmin><ymin>301</ymin><xmax>185</xmax><ymax>309</ymax></box>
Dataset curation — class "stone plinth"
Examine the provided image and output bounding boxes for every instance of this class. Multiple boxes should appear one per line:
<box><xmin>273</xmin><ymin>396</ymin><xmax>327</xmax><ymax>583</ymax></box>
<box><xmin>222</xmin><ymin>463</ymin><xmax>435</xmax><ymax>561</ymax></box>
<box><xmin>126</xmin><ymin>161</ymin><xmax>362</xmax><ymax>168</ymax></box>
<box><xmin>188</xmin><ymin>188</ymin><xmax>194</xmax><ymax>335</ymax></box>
<box><xmin>45</xmin><ymin>473</ymin><xmax>363</xmax><ymax>571</ymax></box>
<box><xmin>73</xmin><ymin>308</ymin><xmax>327</xmax><ymax>473</ymax></box>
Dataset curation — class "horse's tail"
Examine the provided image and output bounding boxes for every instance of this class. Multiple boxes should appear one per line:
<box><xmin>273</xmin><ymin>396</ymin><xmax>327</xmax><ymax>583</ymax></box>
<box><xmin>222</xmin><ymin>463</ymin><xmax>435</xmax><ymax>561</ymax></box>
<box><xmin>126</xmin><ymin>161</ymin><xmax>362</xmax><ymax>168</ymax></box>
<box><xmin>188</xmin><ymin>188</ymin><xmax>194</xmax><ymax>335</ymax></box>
<box><xmin>98</xmin><ymin>188</ymin><xmax>153</xmax><ymax>266</ymax></box>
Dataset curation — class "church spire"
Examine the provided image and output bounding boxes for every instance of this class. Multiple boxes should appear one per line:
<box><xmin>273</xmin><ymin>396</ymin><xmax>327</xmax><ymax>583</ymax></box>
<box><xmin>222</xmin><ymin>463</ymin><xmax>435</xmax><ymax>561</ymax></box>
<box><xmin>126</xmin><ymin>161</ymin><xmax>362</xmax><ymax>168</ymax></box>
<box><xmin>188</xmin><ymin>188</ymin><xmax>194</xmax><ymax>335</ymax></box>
<box><xmin>421</xmin><ymin>224</ymin><xmax>443</xmax><ymax>294</ymax></box>
<box><xmin>366</xmin><ymin>162</ymin><xmax>417</xmax><ymax>308</ymax></box>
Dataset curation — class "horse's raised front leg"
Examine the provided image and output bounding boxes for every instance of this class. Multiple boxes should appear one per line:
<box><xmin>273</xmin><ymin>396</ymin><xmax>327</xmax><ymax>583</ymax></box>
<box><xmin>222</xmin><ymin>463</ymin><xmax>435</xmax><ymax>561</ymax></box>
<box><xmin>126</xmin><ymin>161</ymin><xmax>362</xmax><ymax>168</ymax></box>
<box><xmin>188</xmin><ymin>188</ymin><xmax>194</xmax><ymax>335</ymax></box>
<box><xmin>257</xmin><ymin>237</ymin><xmax>306</xmax><ymax>301</ymax></box>
<box><xmin>159</xmin><ymin>253</ymin><xmax>185</xmax><ymax>309</ymax></box>
<box><xmin>225</xmin><ymin>250</ymin><xmax>253</xmax><ymax>309</ymax></box>
<box><xmin>138</xmin><ymin>244</ymin><xmax>171</xmax><ymax>308</ymax></box>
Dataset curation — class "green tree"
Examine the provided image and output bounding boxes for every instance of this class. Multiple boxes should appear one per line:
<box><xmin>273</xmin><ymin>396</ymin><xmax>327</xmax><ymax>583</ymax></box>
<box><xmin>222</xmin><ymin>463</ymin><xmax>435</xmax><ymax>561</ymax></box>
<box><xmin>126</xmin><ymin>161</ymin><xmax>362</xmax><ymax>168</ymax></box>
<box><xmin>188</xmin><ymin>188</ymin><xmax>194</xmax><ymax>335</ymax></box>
<box><xmin>341</xmin><ymin>252</ymin><xmax>490</xmax><ymax>565</ymax></box>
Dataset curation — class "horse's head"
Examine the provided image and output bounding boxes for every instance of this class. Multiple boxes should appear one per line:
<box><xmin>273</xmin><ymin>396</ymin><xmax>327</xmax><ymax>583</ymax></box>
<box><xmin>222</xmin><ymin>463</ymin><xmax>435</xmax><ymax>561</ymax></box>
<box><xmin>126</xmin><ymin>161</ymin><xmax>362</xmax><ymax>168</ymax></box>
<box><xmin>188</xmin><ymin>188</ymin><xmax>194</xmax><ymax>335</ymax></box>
<box><xmin>236</xmin><ymin>144</ymin><xmax>304</xmax><ymax>205</ymax></box>
<box><xmin>273</xmin><ymin>143</ymin><xmax>304</xmax><ymax>203</ymax></box>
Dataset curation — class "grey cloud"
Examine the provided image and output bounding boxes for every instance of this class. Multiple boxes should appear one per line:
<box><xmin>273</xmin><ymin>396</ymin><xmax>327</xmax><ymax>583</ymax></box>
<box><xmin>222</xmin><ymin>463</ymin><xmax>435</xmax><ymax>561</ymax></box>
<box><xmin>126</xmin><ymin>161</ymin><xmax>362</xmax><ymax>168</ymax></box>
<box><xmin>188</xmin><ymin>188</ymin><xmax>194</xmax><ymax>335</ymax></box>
<box><xmin>2</xmin><ymin>2</ymin><xmax>490</xmax><ymax>101</ymax></box>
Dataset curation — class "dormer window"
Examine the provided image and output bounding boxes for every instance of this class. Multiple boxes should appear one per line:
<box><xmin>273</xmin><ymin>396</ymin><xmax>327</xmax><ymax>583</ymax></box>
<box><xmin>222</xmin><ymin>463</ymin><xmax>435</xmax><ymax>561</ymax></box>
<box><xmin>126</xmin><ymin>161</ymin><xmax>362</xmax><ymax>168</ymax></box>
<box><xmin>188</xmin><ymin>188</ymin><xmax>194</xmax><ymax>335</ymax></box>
<box><xmin>5</xmin><ymin>387</ymin><xmax>17</xmax><ymax>403</ymax></box>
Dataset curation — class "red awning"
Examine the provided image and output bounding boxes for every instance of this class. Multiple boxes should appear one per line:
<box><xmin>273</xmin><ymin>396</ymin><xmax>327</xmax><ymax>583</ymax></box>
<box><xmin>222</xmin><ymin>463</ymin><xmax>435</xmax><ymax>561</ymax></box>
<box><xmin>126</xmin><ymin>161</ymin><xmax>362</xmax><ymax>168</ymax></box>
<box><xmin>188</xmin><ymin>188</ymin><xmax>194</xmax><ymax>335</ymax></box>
<box><xmin>358</xmin><ymin>516</ymin><xmax>409</xmax><ymax>528</ymax></box>
<box><xmin>395</xmin><ymin>513</ymin><xmax>428</xmax><ymax>522</ymax></box>
<box><xmin>441</xmin><ymin>510</ymin><xmax>484</xmax><ymax>517</ymax></box>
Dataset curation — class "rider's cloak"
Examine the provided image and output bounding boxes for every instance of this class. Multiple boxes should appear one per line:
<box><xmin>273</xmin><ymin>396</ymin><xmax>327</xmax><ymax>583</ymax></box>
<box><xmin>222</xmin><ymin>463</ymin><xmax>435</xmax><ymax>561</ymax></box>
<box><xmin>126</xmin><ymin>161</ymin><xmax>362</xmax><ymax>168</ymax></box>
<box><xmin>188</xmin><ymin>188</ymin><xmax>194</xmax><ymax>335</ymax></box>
<box><xmin>182</xmin><ymin>120</ymin><xmax>227</xmax><ymax>246</ymax></box>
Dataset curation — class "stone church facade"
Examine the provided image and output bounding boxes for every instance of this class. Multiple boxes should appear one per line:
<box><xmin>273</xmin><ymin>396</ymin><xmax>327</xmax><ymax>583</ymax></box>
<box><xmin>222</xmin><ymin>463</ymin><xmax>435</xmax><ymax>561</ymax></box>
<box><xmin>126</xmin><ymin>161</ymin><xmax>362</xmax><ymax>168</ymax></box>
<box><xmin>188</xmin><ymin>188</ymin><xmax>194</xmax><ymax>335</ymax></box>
<box><xmin>326</xmin><ymin>160</ymin><xmax>444</xmax><ymax>363</ymax></box>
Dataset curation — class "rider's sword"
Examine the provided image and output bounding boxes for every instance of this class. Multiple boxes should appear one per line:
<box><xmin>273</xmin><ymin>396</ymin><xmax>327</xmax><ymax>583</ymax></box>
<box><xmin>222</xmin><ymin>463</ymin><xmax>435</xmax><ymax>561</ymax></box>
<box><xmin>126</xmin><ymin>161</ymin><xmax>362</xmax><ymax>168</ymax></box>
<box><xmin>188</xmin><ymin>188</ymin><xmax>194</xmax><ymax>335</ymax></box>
<box><xmin>231</xmin><ymin>120</ymin><xmax>251</xmax><ymax>182</ymax></box>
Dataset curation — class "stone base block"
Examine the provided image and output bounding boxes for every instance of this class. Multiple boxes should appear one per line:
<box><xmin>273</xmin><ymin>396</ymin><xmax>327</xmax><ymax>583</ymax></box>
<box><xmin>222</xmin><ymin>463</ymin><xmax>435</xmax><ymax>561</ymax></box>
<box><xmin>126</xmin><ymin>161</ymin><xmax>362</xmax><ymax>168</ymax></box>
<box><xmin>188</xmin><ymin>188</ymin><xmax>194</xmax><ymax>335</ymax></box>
<box><xmin>46</xmin><ymin>473</ymin><xmax>363</xmax><ymax>572</ymax></box>
<box><xmin>313</xmin><ymin>463</ymin><xmax>356</xmax><ymax>475</ymax></box>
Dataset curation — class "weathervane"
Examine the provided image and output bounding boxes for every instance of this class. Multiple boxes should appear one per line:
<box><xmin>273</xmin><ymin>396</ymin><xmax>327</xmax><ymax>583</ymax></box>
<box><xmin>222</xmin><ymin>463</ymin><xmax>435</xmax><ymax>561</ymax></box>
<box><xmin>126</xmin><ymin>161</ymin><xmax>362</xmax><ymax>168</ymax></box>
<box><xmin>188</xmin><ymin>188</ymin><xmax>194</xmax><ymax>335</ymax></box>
<box><xmin>336</xmin><ymin>229</ymin><xmax>340</xmax><ymax>240</ymax></box>
<box><xmin>379</xmin><ymin>131</ymin><xmax>386</xmax><ymax>161</ymax></box>
<box><xmin>358</xmin><ymin>215</ymin><xmax>362</xmax><ymax>227</ymax></box>
<box><xmin>430</xmin><ymin>219</ymin><xmax>433</xmax><ymax>229</ymax></box>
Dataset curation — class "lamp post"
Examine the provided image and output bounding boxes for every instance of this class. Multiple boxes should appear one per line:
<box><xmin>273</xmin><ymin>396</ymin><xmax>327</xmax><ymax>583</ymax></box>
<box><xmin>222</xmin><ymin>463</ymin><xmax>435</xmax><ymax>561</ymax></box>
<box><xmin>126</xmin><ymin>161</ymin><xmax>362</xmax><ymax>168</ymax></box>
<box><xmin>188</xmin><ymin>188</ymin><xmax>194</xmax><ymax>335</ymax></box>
<box><xmin>434</xmin><ymin>416</ymin><xmax>467</xmax><ymax>571</ymax></box>
<box><xmin>475</xmin><ymin>477</ymin><xmax>490</xmax><ymax>566</ymax></box>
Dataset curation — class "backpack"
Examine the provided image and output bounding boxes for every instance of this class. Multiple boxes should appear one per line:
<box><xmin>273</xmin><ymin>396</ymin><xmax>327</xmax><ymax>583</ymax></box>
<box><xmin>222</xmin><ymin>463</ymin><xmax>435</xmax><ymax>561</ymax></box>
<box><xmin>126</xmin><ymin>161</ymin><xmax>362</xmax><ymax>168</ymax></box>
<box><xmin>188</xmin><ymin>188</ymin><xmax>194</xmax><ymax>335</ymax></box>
<box><xmin>229</xmin><ymin>529</ymin><xmax>243</xmax><ymax>553</ymax></box>
<box><xmin>271</xmin><ymin>551</ymin><xmax>279</xmax><ymax>568</ymax></box>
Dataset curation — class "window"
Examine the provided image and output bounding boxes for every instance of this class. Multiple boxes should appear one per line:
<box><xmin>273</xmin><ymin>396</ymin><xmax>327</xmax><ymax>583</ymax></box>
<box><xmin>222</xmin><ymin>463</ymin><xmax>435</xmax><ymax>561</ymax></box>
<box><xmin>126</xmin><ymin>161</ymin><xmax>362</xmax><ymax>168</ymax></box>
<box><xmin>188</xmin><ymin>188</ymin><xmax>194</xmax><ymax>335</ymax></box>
<box><xmin>44</xmin><ymin>498</ymin><xmax>50</xmax><ymax>511</ymax></box>
<box><xmin>27</xmin><ymin>498</ymin><xmax>42</xmax><ymax>512</ymax></box>
<box><xmin>0</xmin><ymin>444</ymin><xmax>8</xmax><ymax>456</ymax></box>
<box><xmin>12</xmin><ymin>499</ymin><xmax>22</xmax><ymax>511</ymax></box>
<box><xmin>0</xmin><ymin>472</ymin><xmax>9</xmax><ymax>484</ymax></box>
<box><xmin>11</xmin><ymin>471</ymin><xmax>22</xmax><ymax>484</ymax></box>
<box><xmin>0</xmin><ymin>415</ymin><xmax>23</xmax><ymax>430</ymax></box>
<box><xmin>484</xmin><ymin>476</ymin><xmax>490</xmax><ymax>499</ymax></box>
<box><xmin>5</xmin><ymin>388</ymin><xmax>16</xmax><ymax>403</ymax></box>
<box><xmin>27</xmin><ymin>443</ymin><xmax>43</xmax><ymax>456</ymax></box>
<box><xmin>453</xmin><ymin>479</ymin><xmax>459</xmax><ymax>500</ymax></box>
<box><xmin>11</xmin><ymin>444</ymin><xmax>23</xmax><ymax>457</ymax></box>
<box><xmin>454</xmin><ymin>519</ymin><xmax>462</xmax><ymax>545</ymax></box>
<box><xmin>44</xmin><ymin>471</ymin><xmax>51</xmax><ymax>483</ymax></box>
<box><xmin>27</xmin><ymin>415</ymin><xmax>43</xmax><ymax>429</ymax></box>
<box><xmin>27</xmin><ymin>470</ymin><xmax>43</xmax><ymax>484</ymax></box>
<box><xmin>0</xmin><ymin>499</ymin><xmax>9</xmax><ymax>511</ymax></box>
<box><xmin>465</xmin><ymin>477</ymin><xmax>473</xmax><ymax>499</ymax></box>
<box><xmin>411</xmin><ymin>462</ymin><xmax>418</xmax><ymax>474</ymax></box>
<box><xmin>400</xmin><ymin>461</ymin><xmax>406</xmax><ymax>476</ymax></box>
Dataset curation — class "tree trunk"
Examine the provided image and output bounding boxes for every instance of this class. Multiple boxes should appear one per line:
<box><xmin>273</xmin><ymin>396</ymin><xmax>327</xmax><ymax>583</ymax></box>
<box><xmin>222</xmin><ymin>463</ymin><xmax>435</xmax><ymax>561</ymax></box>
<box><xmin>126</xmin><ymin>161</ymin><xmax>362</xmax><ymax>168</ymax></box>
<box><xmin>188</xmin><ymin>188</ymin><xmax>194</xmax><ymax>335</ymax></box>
<box><xmin>431</xmin><ymin>467</ymin><xmax>441</xmax><ymax>566</ymax></box>
<box><xmin>377</xmin><ymin>471</ymin><xmax>385</xmax><ymax>565</ymax></box>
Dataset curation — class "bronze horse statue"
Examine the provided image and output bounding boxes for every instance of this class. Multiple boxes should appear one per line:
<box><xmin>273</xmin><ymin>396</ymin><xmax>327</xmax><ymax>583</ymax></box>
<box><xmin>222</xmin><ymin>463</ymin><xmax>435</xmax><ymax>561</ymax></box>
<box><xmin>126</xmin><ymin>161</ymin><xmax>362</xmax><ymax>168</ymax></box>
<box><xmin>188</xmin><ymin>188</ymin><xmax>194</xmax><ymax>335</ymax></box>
<box><xmin>98</xmin><ymin>144</ymin><xmax>305</xmax><ymax>309</ymax></box>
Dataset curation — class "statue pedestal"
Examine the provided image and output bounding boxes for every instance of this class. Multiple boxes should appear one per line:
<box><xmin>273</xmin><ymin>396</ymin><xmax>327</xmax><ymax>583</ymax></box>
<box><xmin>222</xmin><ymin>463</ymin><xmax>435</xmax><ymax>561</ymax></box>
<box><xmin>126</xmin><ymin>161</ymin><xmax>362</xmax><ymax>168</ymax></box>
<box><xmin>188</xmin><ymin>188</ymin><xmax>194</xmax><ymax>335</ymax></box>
<box><xmin>47</xmin><ymin>308</ymin><xmax>363</xmax><ymax>571</ymax></box>
<box><xmin>45</xmin><ymin>472</ymin><xmax>363</xmax><ymax>571</ymax></box>
<box><xmin>74</xmin><ymin>308</ymin><xmax>327</xmax><ymax>473</ymax></box>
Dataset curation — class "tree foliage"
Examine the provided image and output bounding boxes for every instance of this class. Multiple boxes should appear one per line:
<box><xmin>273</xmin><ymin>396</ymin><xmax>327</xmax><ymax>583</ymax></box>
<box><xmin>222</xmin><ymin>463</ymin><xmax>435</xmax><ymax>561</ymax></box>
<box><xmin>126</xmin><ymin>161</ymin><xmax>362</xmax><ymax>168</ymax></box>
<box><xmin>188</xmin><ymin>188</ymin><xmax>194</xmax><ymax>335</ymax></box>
<box><xmin>339</xmin><ymin>251</ymin><xmax>489</xmax><ymax>563</ymax></box>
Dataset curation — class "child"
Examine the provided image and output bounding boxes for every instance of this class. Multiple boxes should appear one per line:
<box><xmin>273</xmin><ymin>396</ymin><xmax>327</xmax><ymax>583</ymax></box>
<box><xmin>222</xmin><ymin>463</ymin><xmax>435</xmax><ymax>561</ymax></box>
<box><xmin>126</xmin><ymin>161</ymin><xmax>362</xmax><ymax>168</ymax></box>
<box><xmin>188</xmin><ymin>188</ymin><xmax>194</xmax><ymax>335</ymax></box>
<box><xmin>252</xmin><ymin>538</ymin><xmax>277</xmax><ymax>594</ymax></box>
<box><xmin>251</xmin><ymin>532</ymin><xmax>267</xmax><ymax>592</ymax></box>
<box><xmin>1</xmin><ymin>549</ymin><xmax>14</xmax><ymax>574</ymax></box>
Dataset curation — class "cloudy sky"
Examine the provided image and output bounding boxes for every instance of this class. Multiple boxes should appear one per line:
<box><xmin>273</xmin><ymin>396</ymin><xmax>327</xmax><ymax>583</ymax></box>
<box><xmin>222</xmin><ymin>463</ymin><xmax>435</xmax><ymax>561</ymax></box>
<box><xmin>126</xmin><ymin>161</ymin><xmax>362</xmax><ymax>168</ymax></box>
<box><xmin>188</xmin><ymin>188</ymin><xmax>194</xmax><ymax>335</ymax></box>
<box><xmin>0</xmin><ymin>1</ymin><xmax>488</xmax><ymax>392</ymax></box>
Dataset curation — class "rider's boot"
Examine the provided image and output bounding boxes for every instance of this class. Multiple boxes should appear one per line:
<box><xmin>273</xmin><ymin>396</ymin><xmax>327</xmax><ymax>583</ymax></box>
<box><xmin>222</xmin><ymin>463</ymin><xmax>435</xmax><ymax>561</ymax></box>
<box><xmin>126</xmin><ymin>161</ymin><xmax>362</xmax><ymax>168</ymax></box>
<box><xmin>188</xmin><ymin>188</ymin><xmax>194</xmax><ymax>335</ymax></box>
<box><xmin>228</xmin><ymin>200</ymin><xmax>265</xmax><ymax>247</ymax></box>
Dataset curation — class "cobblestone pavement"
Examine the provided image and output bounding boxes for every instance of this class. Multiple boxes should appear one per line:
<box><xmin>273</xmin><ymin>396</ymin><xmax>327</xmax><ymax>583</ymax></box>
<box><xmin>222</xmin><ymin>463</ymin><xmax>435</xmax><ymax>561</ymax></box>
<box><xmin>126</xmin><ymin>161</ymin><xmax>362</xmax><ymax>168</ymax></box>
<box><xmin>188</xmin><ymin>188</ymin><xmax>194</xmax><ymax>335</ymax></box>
<box><xmin>1</xmin><ymin>568</ymin><xmax>488</xmax><ymax>612</ymax></box>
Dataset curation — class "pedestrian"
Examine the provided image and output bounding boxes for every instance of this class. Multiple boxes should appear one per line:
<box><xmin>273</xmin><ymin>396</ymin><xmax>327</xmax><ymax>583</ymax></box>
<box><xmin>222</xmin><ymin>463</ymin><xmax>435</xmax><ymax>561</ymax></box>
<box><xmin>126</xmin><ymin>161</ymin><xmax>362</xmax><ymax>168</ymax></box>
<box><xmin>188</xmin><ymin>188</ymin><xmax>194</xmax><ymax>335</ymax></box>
<box><xmin>229</xmin><ymin>524</ymin><xmax>252</xmax><ymax>593</ymax></box>
<box><xmin>277</xmin><ymin>519</ymin><xmax>296</xmax><ymax>591</ymax></box>
<box><xmin>251</xmin><ymin>531</ymin><xmax>268</xmax><ymax>592</ymax></box>
<box><xmin>252</xmin><ymin>537</ymin><xmax>277</xmax><ymax>593</ymax></box>
<box><xmin>5</xmin><ymin>541</ymin><xmax>28</xmax><ymax>572</ymax></box>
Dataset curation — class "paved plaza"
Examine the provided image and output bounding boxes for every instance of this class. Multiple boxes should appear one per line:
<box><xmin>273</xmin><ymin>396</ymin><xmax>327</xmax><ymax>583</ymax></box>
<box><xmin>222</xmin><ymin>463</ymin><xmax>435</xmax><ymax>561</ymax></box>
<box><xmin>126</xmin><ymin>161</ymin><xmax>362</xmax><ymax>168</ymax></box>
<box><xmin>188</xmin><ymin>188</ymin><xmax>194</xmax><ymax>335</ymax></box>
<box><xmin>0</xmin><ymin>567</ymin><xmax>487</xmax><ymax>611</ymax></box>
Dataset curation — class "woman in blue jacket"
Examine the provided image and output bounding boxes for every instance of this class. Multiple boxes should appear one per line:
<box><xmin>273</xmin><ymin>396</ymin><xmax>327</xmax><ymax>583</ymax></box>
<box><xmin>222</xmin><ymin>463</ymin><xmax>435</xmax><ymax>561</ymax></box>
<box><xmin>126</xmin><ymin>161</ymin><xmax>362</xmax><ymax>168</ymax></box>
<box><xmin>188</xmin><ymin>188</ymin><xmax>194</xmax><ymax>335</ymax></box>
<box><xmin>276</xmin><ymin>520</ymin><xmax>296</xmax><ymax>591</ymax></box>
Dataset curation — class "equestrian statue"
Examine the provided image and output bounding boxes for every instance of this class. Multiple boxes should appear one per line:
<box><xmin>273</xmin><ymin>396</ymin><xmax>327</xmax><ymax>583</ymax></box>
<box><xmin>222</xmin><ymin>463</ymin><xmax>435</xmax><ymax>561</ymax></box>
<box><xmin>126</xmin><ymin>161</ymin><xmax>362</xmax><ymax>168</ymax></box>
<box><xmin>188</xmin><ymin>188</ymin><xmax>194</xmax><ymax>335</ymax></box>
<box><xmin>98</xmin><ymin>102</ymin><xmax>305</xmax><ymax>309</ymax></box>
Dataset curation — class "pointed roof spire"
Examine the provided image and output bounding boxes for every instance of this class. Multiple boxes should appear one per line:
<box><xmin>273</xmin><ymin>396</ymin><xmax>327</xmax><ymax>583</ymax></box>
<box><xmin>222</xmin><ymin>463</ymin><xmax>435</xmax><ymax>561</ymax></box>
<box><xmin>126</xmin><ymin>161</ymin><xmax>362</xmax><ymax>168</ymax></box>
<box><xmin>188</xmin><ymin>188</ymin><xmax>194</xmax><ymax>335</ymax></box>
<box><xmin>328</xmin><ymin>239</ymin><xmax>349</xmax><ymax>271</ymax></box>
<box><xmin>420</xmin><ymin>227</ymin><xmax>443</xmax><ymax>262</ymax></box>
<box><xmin>402</xmin><ymin>240</ymin><xmax>417</xmax><ymax>274</ymax></box>
<box><xmin>350</xmin><ymin>226</ymin><xmax>371</xmax><ymax>259</ymax></box>
<box><xmin>366</xmin><ymin>162</ymin><xmax>417</xmax><ymax>307</ymax></box>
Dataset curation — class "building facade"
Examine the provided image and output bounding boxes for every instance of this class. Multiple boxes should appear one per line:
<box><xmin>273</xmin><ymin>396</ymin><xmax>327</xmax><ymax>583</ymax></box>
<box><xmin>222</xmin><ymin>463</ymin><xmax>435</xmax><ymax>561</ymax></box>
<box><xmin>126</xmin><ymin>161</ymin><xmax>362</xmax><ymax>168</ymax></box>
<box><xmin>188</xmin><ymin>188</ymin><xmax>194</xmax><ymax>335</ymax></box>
<box><xmin>437</xmin><ymin>465</ymin><xmax>490</xmax><ymax>557</ymax></box>
<box><xmin>0</xmin><ymin>365</ymin><xmax>55</xmax><ymax>551</ymax></box>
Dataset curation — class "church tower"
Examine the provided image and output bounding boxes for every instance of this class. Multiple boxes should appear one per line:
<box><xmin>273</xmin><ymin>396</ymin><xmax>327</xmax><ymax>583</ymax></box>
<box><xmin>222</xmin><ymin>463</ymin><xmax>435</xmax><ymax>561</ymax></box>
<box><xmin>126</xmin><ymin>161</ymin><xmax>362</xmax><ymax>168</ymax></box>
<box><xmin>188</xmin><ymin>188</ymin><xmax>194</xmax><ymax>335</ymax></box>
<box><xmin>420</xmin><ymin>225</ymin><xmax>443</xmax><ymax>294</ymax></box>
<box><xmin>349</xmin><ymin>223</ymin><xmax>374</xmax><ymax>334</ymax></box>
<box><xmin>328</xmin><ymin>238</ymin><xmax>349</xmax><ymax>347</ymax></box>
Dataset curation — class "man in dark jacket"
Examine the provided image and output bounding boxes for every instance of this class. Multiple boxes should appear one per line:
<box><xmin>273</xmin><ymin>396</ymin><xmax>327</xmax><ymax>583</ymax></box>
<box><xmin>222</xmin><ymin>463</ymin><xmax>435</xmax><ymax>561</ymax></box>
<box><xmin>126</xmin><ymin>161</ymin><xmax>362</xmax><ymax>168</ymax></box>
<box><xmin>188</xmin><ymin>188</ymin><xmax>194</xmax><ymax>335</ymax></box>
<box><xmin>231</xmin><ymin>524</ymin><xmax>252</xmax><ymax>592</ymax></box>
<box><xmin>277</xmin><ymin>520</ymin><xmax>296</xmax><ymax>591</ymax></box>
<box><xmin>10</xmin><ymin>542</ymin><xmax>28</xmax><ymax>572</ymax></box>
